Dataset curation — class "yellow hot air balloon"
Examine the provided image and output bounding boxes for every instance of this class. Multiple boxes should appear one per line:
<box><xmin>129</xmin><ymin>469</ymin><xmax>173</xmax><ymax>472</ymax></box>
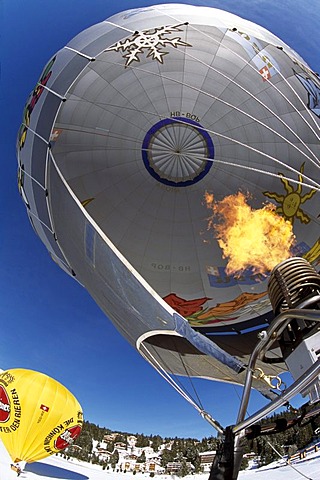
<box><xmin>0</xmin><ymin>369</ymin><xmax>83</xmax><ymax>463</ymax></box>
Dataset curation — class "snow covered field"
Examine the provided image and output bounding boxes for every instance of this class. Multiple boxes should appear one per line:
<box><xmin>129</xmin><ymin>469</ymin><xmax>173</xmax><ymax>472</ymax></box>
<box><xmin>1</xmin><ymin>441</ymin><xmax>320</xmax><ymax>480</ymax></box>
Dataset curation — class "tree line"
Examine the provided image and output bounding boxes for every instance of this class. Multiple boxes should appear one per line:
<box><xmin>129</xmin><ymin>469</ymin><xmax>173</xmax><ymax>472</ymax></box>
<box><xmin>65</xmin><ymin>403</ymin><xmax>320</xmax><ymax>472</ymax></box>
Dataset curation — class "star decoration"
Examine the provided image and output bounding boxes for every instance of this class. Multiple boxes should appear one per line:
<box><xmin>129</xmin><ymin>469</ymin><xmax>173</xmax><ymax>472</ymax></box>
<box><xmin>105</xmin><ymin>24</ymin><xmax>191</xmax><ymax>66</ymax></box>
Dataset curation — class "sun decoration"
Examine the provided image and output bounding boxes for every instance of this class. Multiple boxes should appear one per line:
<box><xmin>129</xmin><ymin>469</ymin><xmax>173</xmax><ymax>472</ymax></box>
<box><xmin>263</xmin><ymin>162</ymin><xmax>317</xmax><ymax>224</ymax></box>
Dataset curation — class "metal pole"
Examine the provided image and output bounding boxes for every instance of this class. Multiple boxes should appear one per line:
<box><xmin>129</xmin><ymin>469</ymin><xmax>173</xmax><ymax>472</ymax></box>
<box><xmin>232</xmin><ymin>305</ymin><xmax>320</xmax><ymax>480</ymax></box>
<box><xmin>233</xmin><ymin>358</ymin><xmax>320</xmax><ymax>434</ymax></box>
<box><xmin>236</xmin><ymin>306</ymin><xmax>320</xmax><ymax>426</ymax></box>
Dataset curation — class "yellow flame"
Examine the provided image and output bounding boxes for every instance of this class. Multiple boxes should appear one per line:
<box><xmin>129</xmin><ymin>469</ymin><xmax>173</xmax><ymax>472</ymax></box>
<box><xmin>205</xmin><ymin>191</ymin><xmax>295</xmax><ymax>276</ymax></box>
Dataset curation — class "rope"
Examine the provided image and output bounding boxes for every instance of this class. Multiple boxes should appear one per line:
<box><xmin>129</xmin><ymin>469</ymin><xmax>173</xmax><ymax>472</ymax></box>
<box><xmin>177</xmin><ymin>347</ymin><xmax>205</xmax><ymax>412</ymax></box>
<box><xmin>266</xmin><ymin>440</ymin><xmax>313</xmax><ymax>480</ymax></box>
<box><xmin>155</xmin><ymin>6</ymin><xmax>320</xmax><ymax>145</ymax></box>
<box><xmin>66</xmin><ymin>59</ymin><xmax>320</xmax><ymax>191</ymax></box>
<box><xmin>138</xmin><ymin>341</ymin><xmax>224</xmax><ymax>434</ymax></box>
<box><xmin>86</xmin><ymin>57</ymin><xmax>320</xmax><ymax>189</ymax></box>
<box><xmin>139</xmin><ymin>342</ymin><xmax>205</xmax><ymax>415</ymax></box>
<box><xmin>58</xmin><ymin>101</ymin><xmax>320</xmax><ymax>192</ymax></box>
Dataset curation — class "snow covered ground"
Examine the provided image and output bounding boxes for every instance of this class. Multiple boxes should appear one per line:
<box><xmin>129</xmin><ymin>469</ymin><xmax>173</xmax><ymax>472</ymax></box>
<box><xmin>1</xmin><ymin>440</ymin><xmax>320</xmax><ymax>480</ymax></box>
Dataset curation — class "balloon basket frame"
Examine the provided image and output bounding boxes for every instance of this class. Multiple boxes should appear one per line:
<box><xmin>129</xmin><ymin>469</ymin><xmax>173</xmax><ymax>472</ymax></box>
<box><xmin>210</xmin><ymin>299</ymin><xmax>320</xmax><ymax>480</ymax></box>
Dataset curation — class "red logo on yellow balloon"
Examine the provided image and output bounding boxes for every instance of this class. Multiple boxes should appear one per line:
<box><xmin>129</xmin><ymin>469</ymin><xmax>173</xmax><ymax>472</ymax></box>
<box><xmin>0</xmin><ymin>386</ymin><xmax>10</xmax><ymax>422</ymax></box>
<box><xmin>55</xmin><ymin>425</ymin><xmax>82</xmax><ymax>450</ymax></box>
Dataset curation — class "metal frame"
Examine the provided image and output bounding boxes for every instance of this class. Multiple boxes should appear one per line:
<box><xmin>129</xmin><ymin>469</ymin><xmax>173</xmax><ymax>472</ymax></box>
<box><xmin>236</xmin><ymin>299</ymin><xmax>320</xmax><ymax>428</ymax></box>
<box><xmin>229</xmin><ymin>299</ymin><xmax>320</xmax><ymax>479</ymax></box>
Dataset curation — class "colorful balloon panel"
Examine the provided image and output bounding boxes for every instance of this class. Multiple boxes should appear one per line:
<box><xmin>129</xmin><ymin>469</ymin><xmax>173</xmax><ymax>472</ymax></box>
<box><xmin>0</xmin><ymin>369</ymin><xmax>83</xmax><ymax>463</ymax></box>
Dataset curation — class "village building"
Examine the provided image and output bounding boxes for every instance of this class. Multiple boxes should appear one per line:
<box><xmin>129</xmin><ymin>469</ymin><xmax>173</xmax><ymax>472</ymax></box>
<box><xmin>145</xmin><ymin>459</ymin><xmax>165</xmax><ymax>474</ymax></box>
<box><xmin>199</xmin><ymin>450</ymin><xmax>217</xmax><ymax>473</ymax></box>
<box><xmin>159</xmin><ymin>440</ymin><xmax>174</xmax><ymax>451</ymax></box>
<box><xmin>103</xmin><ymin>433</ymin><xmax>119</xmax><ymax>442</ymax></box>
<box><xmin>114</xmin><ymin>442</ymin><xmax>127</xmax><ymax>450</ymax></box>
<box><xmin>127</xmin><ymin>435</ymin><xmax>137</xmax><ymax>447</ymax></box>
<box><xmin>92</xmin><ymin>434</ymin><xmax>209</xmax><ymax>474</ymax></box>
<box><xmin>166</xmin><ymin>461</ymin><xmax>194</xmax><ymax>474</ymax></box>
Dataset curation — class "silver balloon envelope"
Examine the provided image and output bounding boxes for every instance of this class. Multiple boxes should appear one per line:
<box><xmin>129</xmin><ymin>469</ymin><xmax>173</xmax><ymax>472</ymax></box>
<box><xmin>18</xmin><ymin>4</ymin><xmax>319</xmax><ymax>398</ymax></box>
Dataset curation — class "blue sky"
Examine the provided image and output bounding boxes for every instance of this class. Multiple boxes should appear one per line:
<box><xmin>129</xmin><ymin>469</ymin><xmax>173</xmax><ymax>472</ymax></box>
<box><xmin>2</xmin><ymin>0</ymin><xmax>319</xmax><ymax>440</ymax></box>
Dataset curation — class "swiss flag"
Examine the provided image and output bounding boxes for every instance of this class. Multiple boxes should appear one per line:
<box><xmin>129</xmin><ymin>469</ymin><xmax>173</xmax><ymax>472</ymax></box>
<box><xmin>50</xmin><ymin>129</ymin><xmax>62</xmax><ymax>141</ymax></box>
<box><xmin>259</xmin><ymin>66</ymin><xmax>271</xmax><ymax>81</ymax></box>
<box><xmin>40</xmin><ymin>404</ymin><xmax>49</xmax><ymax>412</ymax></box>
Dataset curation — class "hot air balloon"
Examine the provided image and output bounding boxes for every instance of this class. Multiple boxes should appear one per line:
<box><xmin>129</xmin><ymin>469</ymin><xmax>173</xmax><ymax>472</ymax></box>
<box><xmin>17</xmin><ymin>4</ymin><xmax>320</xmax><ymax>479</ymax></box>
<box><xmin>0</xmin><ymin>369</ymin><xmax>83</xmax><ymax>463</ymax></box>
